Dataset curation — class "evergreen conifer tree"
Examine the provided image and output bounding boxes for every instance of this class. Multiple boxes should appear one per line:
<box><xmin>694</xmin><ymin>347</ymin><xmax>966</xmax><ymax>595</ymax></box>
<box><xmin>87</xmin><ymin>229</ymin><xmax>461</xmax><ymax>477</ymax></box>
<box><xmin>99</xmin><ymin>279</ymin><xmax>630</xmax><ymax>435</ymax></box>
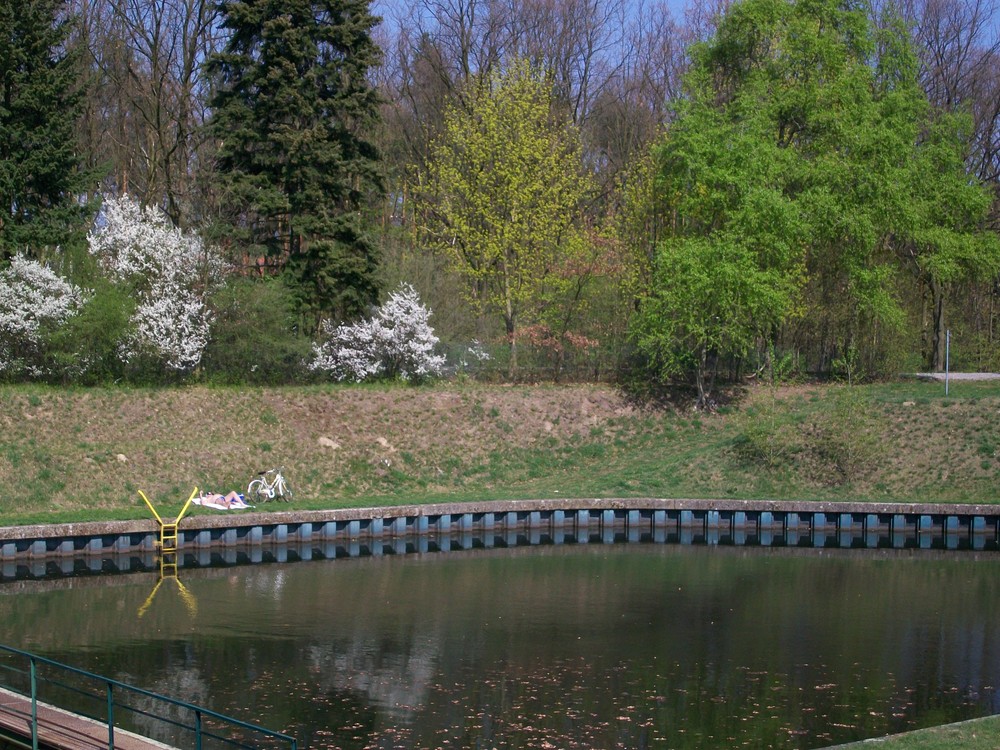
<box><xmin>209</xmin><ymin>0</ymin><xmax>384</xmax><ymax>325</ymax></box>
<box><xmin>0</xmin><ymin>0</ymin><xmax>93</xmax><ymax>258</ymax></box>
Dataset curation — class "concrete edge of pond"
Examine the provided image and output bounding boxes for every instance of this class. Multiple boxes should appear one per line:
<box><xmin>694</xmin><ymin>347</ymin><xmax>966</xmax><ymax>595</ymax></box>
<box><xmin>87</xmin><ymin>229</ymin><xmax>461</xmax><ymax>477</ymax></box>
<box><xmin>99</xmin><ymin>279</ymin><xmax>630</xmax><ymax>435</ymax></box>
<box><xmin>3</xmin><ymin>497</ymin><xmax>1000</xmax><ymax>541</ymax></box>
<box><xmin>3</xmin><ymin>497</ymin><xmax>1000</xmax><ymax>565</ymax></box>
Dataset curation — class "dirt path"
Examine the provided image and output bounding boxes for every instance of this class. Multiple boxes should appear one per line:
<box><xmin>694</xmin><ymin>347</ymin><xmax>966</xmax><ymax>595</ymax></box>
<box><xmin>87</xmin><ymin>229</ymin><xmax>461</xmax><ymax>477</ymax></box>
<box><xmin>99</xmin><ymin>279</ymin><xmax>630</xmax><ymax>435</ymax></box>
<box><xmin>911</xmin><ymin>372</ymin><xmax>1000</xmax><ymax>380</ymax></box>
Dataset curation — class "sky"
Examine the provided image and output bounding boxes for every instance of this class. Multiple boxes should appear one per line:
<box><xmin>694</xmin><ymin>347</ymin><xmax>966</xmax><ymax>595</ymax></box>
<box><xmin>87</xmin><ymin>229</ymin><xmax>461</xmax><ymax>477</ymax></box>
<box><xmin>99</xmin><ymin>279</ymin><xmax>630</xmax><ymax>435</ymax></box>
<box><xmin>372</xmin><ymin>0</ymin><xmax>698</xmax><ymax>34</ymax></box>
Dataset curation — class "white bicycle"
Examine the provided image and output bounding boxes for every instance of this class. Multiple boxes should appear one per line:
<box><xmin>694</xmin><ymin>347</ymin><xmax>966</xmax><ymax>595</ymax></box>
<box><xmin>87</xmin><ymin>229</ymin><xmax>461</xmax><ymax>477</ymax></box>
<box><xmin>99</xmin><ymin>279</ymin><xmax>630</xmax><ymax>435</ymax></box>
<box><xmin>247</xmin><ymin>467</ymin><xmax>293</xmax><ymax>503</ymax></box>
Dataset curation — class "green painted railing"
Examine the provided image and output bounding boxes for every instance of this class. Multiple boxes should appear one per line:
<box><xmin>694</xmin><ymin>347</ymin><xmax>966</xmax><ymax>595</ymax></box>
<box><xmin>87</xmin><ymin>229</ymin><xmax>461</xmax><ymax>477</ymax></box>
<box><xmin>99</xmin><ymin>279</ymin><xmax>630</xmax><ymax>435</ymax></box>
<box><xmin>0</xmin><ymin>644</ymin><xmax>297</xmax><ymax>750</ymax></box>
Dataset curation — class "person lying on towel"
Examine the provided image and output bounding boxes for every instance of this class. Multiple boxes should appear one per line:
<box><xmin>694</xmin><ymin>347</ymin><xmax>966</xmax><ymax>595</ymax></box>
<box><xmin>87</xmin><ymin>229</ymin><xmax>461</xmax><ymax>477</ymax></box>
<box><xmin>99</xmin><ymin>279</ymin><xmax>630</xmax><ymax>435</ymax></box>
<box><xmin>199</xmin><ymin>491</ymin><xmax>244</xmax><ymax>508</ymax></box>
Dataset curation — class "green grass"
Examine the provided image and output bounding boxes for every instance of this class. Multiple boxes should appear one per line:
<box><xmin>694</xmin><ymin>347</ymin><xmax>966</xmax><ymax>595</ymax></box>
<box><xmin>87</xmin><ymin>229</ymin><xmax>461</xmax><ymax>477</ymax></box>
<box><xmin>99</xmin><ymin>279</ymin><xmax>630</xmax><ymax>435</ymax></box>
<box><xmin>2</xmin><ymin>378</ymin><xmax>1000</xmax><ymax>526</ymax></box>
<box><xmin>831</xmin><ymin>715</ymin><xmax>1000</xmax><ymax>749</ymax></box>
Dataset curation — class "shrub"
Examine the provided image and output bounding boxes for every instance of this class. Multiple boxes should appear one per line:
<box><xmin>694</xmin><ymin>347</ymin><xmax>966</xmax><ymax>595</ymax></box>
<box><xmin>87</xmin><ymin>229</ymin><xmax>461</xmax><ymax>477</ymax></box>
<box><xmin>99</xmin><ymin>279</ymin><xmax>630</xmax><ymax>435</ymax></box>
<box><xmin>45</xmin><ymin>279</ymin><xmax>134</xmax><ymax>383</ymax></box>
<box><xmin>808</xmin><ymin>388</ymin><xmax>882</xmax><ymax>484</ymax></box>
<box><xmin>732</xmin><ymin>394</ymin><xmax>797</xmax><ymax>469</ymax></box>
<box><xmin>88</xmin><ymin>195</ymin><xmax>224</xmax><ymax>373</ymax></box>
<box><xmin>310</xmin><ymin>283</ymin><xmax>446</xmax><ymax>382</ymax></box>
<box><xmin>88</xmin><ymin>196</ymin><xmax>226</xmax><ymax>289</ymax></box>
<box><xmin>123</xmin><ymin>288</ymin><xmax>212</xmax><ymax>372</ymax></box>
<box><xmin>201</xmin><ymin>277</ymin><xmax>312</xmax><ymax>384</ymax></box>
<box><xmin>0</xmin><ymin>255</ymin><xmax>89</xmax><ymax>378</ymax></box>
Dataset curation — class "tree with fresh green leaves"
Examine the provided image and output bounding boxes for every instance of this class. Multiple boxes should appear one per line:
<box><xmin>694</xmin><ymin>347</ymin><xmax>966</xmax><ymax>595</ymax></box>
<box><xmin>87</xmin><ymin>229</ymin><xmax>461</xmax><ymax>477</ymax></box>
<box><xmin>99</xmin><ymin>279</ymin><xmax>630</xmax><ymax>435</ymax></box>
<box><xmin>0</xmin><ymin>0</ymin><xmax>95</xmax><ymax>258</ymax></box>
<box><xmin>903</xmin><ymin>110</ymin><xmax>1000</xmax><ymax>370</ymax></box>
<box><xmin>632</xmin><ymin>0</ymin><xmax>999</xmax><ymax>398</ymax></box>
<box><xmin>208</xmin><ymin>0</ymin><xmax>384</xmax><ymax>326</ymax></box>
<box><xmin>631</xmin><ymin>0</ymin><xmax>816</xmax><ymax>405</ymax></box>
<box><xmin>418</xmin><ymin>60</ymin><xmax>596</xmax><ymax>374</ymax></box>
<box><xmin>774</xmin><ymin>2</ymin><xmax>921</xmax><ymax>375</ymax></box>
<box><xmin>632</xmin><ymin>78</ymin><xmax>807</xmax><ymax>406</ymax></box>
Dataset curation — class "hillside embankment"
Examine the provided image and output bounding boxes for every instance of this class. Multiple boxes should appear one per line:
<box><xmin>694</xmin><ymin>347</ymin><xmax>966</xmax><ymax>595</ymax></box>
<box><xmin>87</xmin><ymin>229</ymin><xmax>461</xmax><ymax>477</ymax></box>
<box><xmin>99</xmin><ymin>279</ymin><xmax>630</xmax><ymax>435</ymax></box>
<box><xmin>2</xmin><ymin>378</ymin><xmax>999</xmax><ymax>527</ymax></box>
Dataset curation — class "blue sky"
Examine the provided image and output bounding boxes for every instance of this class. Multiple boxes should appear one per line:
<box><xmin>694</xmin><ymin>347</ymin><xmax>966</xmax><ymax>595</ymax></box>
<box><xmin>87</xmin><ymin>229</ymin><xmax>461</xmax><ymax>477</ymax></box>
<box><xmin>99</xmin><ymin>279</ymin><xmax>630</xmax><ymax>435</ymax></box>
<box><xmin>372</xmin><ymin>0</ymin><xmax>697</xmax><ymax>31</ymax></box>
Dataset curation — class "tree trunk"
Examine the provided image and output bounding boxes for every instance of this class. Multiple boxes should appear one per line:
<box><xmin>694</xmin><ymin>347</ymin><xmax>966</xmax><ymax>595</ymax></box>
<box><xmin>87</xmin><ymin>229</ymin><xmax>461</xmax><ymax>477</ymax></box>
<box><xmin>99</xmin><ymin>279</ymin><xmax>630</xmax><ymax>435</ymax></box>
<box><xmin>504</xmin><ymin>267</ymin><xmax>517</xmax><ymax>377</ymax></box>
<box><xmin>930</xmin><ymin>277</ymin><xmax>946</xmax><ymax>372</ymax></box>
<box><xmin>695</xmin><ymin>345</ymin><xmax>708</xmax><ymax>409</ymax></box>
<box><xmin>506</xmin><ymin>313</ymin><xmax>517</xmax><ymax>378</ymax></box>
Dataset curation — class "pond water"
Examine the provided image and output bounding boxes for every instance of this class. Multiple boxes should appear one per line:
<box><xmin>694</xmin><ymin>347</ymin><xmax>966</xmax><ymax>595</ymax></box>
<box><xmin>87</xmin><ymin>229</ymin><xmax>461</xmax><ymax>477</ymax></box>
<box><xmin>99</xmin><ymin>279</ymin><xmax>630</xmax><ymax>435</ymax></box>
<box><xmin>2</xmin><ymin>543</ymin><xmax>1000</xmax><ymax>749</ymax></box>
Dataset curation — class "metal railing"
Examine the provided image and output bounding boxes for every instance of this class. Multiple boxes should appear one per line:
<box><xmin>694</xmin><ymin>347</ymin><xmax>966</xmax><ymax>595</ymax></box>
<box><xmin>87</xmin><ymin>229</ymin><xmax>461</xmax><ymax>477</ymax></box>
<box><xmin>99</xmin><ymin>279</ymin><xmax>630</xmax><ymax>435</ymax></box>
<box><xmin>0</xmin><ymin>645</ymin><xmax>297</xmax><ymax>750</ymax></box>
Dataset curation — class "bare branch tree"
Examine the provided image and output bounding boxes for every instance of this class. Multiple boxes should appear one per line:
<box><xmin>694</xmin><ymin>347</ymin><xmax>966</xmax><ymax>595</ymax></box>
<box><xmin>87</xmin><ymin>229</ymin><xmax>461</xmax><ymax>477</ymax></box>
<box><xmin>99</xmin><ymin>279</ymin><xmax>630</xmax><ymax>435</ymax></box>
<box><xmin>581</xmin><ymin>0</ymin><xmax>689</xmax><ymax>205</ymax></box>
<box><xmin>71</xmin><ymin>0</ymin><xmax>219</xmax><ymax>226</ymax></box>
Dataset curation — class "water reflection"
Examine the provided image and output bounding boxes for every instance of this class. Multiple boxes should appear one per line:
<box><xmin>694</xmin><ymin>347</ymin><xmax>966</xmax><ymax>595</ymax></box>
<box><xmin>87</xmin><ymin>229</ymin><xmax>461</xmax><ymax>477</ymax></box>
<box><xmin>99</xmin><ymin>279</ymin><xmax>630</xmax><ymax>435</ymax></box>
<box><xmin>138</xmin><ymin>575</ymin><xmax>198</xmax><ymax>618</ymax></box>
<box><xmin>2</xmin><ymin>544</ymin><xmax>1000</xmax><ymax>749</ymax></box>
<box><xmin>3</xmin><ymin>514</ymin><xmax>996</xmax><ymax>584</ymax></box>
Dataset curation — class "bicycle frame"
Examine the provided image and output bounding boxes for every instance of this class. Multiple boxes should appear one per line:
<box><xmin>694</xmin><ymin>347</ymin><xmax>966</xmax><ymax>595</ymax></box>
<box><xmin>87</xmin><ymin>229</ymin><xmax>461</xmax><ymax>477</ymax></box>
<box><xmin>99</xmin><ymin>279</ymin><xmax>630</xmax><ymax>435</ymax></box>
<box><xmin>248</xmin><ymin>467</ymin><xmax>291</xmax><ymax>502</ymax></box>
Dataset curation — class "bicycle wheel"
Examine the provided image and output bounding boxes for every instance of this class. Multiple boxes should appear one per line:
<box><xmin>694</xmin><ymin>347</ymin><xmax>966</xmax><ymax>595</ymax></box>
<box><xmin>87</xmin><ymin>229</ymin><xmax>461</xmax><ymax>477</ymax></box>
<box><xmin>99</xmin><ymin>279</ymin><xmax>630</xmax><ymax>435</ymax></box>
<box><xmin>279</xmin><ymin>481</ymin><xmax>292</xmax><ymax>502</ymax></box>
<box><xmin>247</xmin><ymin>478</ymin><xmax>269</xmax><ymax>504</ymax></box>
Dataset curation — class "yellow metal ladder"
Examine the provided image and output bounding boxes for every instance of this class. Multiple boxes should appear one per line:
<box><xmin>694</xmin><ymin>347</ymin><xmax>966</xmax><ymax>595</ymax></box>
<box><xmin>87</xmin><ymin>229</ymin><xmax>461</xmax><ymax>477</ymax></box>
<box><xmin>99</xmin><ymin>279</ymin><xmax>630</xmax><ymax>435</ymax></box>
<box><xmin>139</xmin><ymin>488</ymin><xmax>197</xmax><ymax>578</ymax></box>
<box><xmin>159</xmin><ymin>523</ymin><xmax>178</xmax><ymax>578</ymax></box>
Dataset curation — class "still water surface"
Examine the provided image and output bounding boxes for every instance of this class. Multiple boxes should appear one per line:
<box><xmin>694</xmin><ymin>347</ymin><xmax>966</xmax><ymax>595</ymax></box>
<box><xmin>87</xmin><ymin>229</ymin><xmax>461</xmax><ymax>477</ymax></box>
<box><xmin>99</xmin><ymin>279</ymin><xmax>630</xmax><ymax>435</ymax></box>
<box><xmin>2</xmin><ymin>543</ymin><xmax>1000</xmax><ymax>749</ymax></box>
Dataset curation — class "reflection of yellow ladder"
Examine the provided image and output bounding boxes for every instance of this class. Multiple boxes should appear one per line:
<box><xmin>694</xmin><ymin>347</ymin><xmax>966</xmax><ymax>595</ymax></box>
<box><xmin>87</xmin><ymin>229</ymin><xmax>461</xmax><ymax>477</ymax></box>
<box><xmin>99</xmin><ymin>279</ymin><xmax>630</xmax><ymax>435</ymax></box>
<box><xmin>161</xmin><ymin>556</ymin><xmax>178</xmax><ymax>578</ymax></box>
<box><xmin>139</xmin><ymin>570</ymin><xmax>199</xmax><ymax>617</ymax></box>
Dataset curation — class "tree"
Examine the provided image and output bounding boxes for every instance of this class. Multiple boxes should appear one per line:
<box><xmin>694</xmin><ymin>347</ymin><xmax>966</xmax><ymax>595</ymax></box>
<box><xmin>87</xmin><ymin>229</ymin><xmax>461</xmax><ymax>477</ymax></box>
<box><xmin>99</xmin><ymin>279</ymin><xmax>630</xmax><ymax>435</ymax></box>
<box><xmin>632</xmin><ymin>73</ymin><xmax>806</xmax><ymax>406</ymax></box>
<box><xmin>208</xmin><ymin>0</ymin><xmax>384</xmax><ymax>325</ymax></box>
<box><xmin>504</xmin><ymin>0</ymin><xmax>628</xmax><ymax>126</ymax></box>
<box><xmin>0</xmin><ymin>0</ymin><xmax>95</xmax><ymax>257</ymax></box>
<box><xmin>0</xmin><ymin>255</ymin><xmax>89</xmax><ymax>377</ymax></box>
<box><xmin>633</xmin><ymin>0</ymin><xmax>999</xmax><ymax>395</ymax></box>
<box><xmin>418</xmin><ymin>60</ymin><xmax>596</xmax><ymax>373</ymax></box>
<box><xmin>904</xmin><ymin>109</ymin><xmax>1000</xmax><ymax>370</ymax></box>
<box><xmin>74</xmin><ymin>0</ymin><xmax>219</xmax><ymax>226</ymax></box>
<box><xmin>886</xmin><ymin>0</ymin><xmax>1000</xmax><ymax>367</ymax></box>
<box><xmin>310</xmin><ymin>282</ymin><xmax>446</xmax><ymax>381</ymax></box>
<box><xmin>88</xmin><ymin>195</ymin><xmax>223</xmax><ymax>372</ymax></box>
<box><xmin>904</xmin><ymin>0</ymin><xmax>1000</xmax><ymax>186</ymax></box>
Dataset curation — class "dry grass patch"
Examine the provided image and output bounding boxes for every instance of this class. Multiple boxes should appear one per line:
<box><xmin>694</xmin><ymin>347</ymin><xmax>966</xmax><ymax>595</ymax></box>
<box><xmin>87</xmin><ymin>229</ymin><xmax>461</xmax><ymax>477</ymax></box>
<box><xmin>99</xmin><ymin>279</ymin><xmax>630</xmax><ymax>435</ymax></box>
<box><xmin>2</xmin><ymin>379</ymin><xmax>1000</xmax><ymax>525</ymax></box>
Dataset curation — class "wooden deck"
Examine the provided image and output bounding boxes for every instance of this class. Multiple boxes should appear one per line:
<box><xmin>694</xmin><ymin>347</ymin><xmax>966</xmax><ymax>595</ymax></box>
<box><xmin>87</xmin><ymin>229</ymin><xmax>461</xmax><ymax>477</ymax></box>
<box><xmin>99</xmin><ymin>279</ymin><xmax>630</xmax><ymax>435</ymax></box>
<box><xmin>0</xmin><ymin>687</ymin><xmax>175</xmax><ymax>750</ymax></box>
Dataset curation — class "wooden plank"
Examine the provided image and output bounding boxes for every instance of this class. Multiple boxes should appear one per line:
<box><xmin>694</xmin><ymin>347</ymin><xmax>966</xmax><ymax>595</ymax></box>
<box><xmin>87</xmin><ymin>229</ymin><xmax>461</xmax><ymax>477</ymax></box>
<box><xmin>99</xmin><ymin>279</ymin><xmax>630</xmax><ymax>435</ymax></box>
<box><xmin>0</xmin><ymin>688</ymin><xmax>175</xmax><ymax>750</ymax></box>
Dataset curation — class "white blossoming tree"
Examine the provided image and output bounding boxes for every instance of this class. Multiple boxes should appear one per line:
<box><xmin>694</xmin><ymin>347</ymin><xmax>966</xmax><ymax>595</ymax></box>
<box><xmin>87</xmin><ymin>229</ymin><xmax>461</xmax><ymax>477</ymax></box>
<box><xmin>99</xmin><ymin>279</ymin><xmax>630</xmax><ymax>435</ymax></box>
<box><xmin>122</xmin><ymin>291</ymin><xmax>213</xmax><ymax>372</ymax></box>
<box><xmin>310</xmin><ymin>283</ymin><xmax>447</xmax><ymax>382</ymax></box>
<box><xmin>0</xmin><ymin>255</ymin><xmax>89</xmax><ymax>376</ymax></box>
<box><xmin>88</xmin><ymin>195</ymin><xmax>225</xmax><ymax>372</ymax></box>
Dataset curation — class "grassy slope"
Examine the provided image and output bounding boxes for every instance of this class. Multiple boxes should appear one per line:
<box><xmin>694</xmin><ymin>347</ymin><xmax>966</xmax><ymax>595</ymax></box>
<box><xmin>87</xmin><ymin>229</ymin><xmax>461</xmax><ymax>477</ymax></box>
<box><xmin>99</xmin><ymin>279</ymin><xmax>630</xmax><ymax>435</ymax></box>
<box><xmin>832</xmin><ymin>715</ymin><xmax>1000</xmax><ymax>749</ymax></box>
<box><xmin>3</xmin><ymin>378</ymin><xmax>1000</xmax><ymax>526</ymax></box>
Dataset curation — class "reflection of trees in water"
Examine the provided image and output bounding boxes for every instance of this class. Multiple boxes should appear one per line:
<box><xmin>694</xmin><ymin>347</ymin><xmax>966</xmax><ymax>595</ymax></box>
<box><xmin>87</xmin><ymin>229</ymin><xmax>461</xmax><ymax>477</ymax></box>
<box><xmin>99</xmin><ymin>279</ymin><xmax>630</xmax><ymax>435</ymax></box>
<box><xmin>305</xmin><ymin>639</ymin><xmax>440</xmax><ymax>719</ymax></box>
<box><xmin>7</xmin><ymin>547</ymin><xmax>1000</xmax><ymax>748</ymax></box>
<box><xmin>893</xmin><ymin>613</ymin><xmax>1000</xmax><ymax>721</ymax></box>
<box><xmin>123</xmin><ymin>666</ymin><xmax>210</xmax><ymax>745</ymax></box>
<box><xmin>245</xmin><ymin>569</ymin><xmax>288</xmax><ymax>600</ymax></box>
